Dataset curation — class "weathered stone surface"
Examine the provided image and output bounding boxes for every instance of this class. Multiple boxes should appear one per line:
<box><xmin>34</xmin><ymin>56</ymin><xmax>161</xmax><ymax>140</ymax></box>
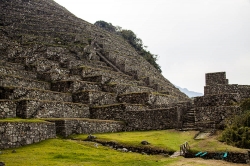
<box><xmin>195</xmin><ymin>106</ymin><xmax>241</xmax><ymax>129</ymax></box>
<box><xmin>0</xmin><ymin>86</ymin><xmax>72</xmax><ymax>102</ymax></box>
<box><xmin>73</xmin><ymin>91</ymin><xmax>116</xmax><ymax>106</ymax></box>
<box><xmin>16</xmin><ymin>100</ymin><xmax>89</xmax><ymax>118</ymax></box>
<box><xmin>0</xmin><ymin>65</ymin><xmax>37</xmax><ymax>80</ymax></box>
<box><xmin>194</xmin><ymin>72</ymin><xmax>250</xmax><ymax>130</ymax></box>
<box><xmin>0</xmin><ymin>121</ymin><xmax>56</xmax><ymax>149</ymax></box>
<box><xmin>194</xmin><ymin>93</ymin><xmax>241</xmax><ymax>107</ymax></box>
<box><xmin>48</xmin><ymin>119</ymin><xmax>125</xmax><ymax>137</ymax></box>
<box><xmin>204</xmin><ymin>84</ymin><xmax>239</xmax><ymax>95</ymax></box>
<box><xmin>0</xmin><ymin>74</ymin><xmax>50</xmax><ymax>90</ymax></box>
<box><xmin>51</xmin><ymin>80</ymin><xmax>101</xmax><ymax>93</ymax></box>
<box><xmin>102</xmin><ymin>83</ymin><xmax>154</xmax><ymax>95</ymax></box>
<box><xmin>118</xmin><ymin>92</ymin><xmax>178</xmax><ymax>108</ymax></box>
<box><xmin>0</xmin><ymin>100</ymin><xmax>16</xmax><ymax>118</ymax></box>
<box><xmin>90</xmin><ymin>104</ymin><xmax>148</xmax><ymax>120</ymax></box>
<box><xmin>205</xmin><ymin>72</ymin><xmax>228</xmax><ymax>86</ymax></box>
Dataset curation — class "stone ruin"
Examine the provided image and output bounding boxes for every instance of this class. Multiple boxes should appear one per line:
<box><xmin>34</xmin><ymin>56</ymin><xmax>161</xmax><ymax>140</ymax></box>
<box><xmin>0</xmin><ymin>0</ymin><xmax>249</xmax><ymax>150</ymax></box>
<box><xmin>194</xmin><ymin>72</ymin><xmax>250</xmax><ymax>129</ymax></box>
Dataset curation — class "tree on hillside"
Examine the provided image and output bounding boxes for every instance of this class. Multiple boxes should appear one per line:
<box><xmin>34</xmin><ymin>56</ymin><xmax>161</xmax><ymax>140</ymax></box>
<box><xmin>94</xmin><ymin>21</ymin><xmax>117</xmax><ymax>33</ymax></box>
<box><xmin>94</xmin><ymin>20</ymin><xmax>162</xmax><ymax>73</ymax></box>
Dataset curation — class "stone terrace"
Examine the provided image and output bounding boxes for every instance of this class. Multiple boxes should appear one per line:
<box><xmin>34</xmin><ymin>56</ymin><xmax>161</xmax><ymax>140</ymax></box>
<box><xmin>194</xmin><ymin>72</ymin><xmax>250</xmax><ymax>130</ymax></box>
<box><xmin>0</xmin><ymin>0</ymin><xmax>191</xmax><ymax>149</ymax></box>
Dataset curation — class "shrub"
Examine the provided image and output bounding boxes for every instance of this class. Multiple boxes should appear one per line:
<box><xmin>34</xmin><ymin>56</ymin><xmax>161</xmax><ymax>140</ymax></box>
<box><xmin>221</xmin><ymin>99</ymin><xmax>250</xmax><ymax>148</ymax></box>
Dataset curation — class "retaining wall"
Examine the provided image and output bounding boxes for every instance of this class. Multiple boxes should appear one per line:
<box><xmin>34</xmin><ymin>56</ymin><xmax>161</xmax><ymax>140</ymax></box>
<box><xmin>0</xmin><ymin>121</ymin><xmax>56</xmax><ymax>149</ymax></box>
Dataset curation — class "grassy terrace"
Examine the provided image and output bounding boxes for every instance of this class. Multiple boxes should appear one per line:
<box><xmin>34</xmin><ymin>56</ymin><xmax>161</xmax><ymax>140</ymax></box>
<box><xmin>0</xmin><ymin>130</ymin><xmax>248</xmax><ymax>166</ymax></box>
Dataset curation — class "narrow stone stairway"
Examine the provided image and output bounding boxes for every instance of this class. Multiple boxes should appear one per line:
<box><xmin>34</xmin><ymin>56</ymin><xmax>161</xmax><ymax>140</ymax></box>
<box><xmin>181</xmin><ymin>108</ymin><xmax>196</xmax><ymax>130</ymax></box>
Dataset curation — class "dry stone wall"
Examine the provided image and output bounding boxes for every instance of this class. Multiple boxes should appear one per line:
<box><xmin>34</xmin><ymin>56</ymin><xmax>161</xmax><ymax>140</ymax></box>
<box><xmin>0</xmin><ymin>121</ymin><xmax>56</xmax><ymax>149</ymax></box>
<box><xmin>16</xmin><ymin>100</ymin><xmax>89</xmax><ymax>119</ymax></box>
<box><xmin>49</xmin><ymin>119</ymin><xmax>125</xmax><ymax>137</ymax></box>
<box><xmin>0</xmin><ymin>100</ymin><xmax>16</xmax><ymax>119</ymax></box>
<box><xmin>194</xmin><ymin>72</ymin><xmax>250</xmax><ymax>130</ymax></box>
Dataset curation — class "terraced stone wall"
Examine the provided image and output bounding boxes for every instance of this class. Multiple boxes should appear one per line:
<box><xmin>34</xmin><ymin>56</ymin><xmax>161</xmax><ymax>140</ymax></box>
<box><xmin>91</xmin><ymin>102</ymin><xmax>193</xmax><ymax>131</ymax></box>
<box><xmin>0</xmin><ymin>121</ymin><xmax>56</xmax><ymax>149</ymax></box>
<box><xmin>194</xmin><ymin>71</ymin><xmax>250</xmax><ymax>130</ymax></box>
<box><xmin>50</xmin><ymin>119</ymin><xmax>125</xmax><ymax>137</ymax></box>
<box><xmin>195</xmin><ymin>106</ymin><xmax>242</xmax><ymax>129</ymax></box>
<box><xmin>0</xmin><ymin>100</ymin><xmax>16</xmax><ymax>119</ymax></box>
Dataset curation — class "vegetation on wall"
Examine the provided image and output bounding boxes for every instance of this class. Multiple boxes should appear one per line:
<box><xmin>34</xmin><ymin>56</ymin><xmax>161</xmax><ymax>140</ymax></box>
<box><xmin>94</xmin><ymin>20</ymin><xmax>162</xmax><ymax>73</ymax></box>
<box><xmin>220</xmin><ymin>99</ymin><xmax>250</xmax><ymax>148</ymax></box>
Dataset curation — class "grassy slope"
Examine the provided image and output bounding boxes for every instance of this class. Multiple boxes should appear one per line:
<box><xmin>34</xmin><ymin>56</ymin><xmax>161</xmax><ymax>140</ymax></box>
<box><xmin>1</xmin><ymin>130</ymin><xmax>248</xmax><ymax>166</ymax></box>
<box><xmin>0</xmin><ymin>139</ymin><xmax>178</xmax><ymax>166</ymax></box>
<box><xmin>71</xmin><ymin>130</ymin><xmax>246</xmax><ymax>153</ymax></box>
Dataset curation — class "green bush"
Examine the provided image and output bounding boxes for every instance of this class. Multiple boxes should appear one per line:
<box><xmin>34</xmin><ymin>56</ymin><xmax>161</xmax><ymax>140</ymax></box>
<box><xmin>221</xmin><ymin>99</ymin><xmax>250</xmax><ymax>148</ymax></box>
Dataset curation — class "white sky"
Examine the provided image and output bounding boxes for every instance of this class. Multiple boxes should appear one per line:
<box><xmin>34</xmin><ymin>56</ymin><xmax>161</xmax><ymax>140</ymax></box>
<box><xmin>54</xmin><ymin>0</ymin><xmax>250</xmax><ymax>93</ymax></box>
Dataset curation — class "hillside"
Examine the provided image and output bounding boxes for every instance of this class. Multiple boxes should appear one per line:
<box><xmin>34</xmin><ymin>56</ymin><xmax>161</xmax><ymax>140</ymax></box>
<box><xmin>0</xmin><ymin>0</ymin><xmax>191</xmax><ymax>150</ymax></box>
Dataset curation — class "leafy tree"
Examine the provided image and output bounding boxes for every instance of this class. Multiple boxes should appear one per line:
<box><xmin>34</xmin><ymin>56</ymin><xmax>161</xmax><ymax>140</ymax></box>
<box><xmin>94</xmin><ymin>21</ymin><xmax>116</xmax><ymax>33</ymax></box>
<box><xmin>94</xmin><ymin>20</ymin><xmax>162</xmax><ymax>73</ymax></box>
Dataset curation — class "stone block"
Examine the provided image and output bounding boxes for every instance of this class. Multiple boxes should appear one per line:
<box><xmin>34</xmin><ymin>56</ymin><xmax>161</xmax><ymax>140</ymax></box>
<box><xmin>16</xmin><ymin>100</ymin><xmax>89</xmax><ymax>118</ymax></box>
<box><xmin>194</xmin><ymin>93</ymin><xmax>241</xmax><ymax>107</ymax></box>
<box><xmin>0</xmin><ymin>121</ymin><xmax>56</xmax><ymax>149</ymax></box>
<box><xmin>48</xmin><ymin>118</ymin><xmax>125</xmax><ymax>137</ymax></box>
<box><xmin>204</xmin><ymin>84</ymin><xmax>239</xmax><ymax>95</ymax></box>
<box><xmin>0</xmin><ymin>74</ymin><xmax>50</xmax><ymax>90</ymax></box>
<box><xmin>0</xmin><ymin>86</ymin><xmax>72</xmax><ymax>102</ymax></box>
<box><xmin>51</xmin><ymin>80</ymin><xmax>101</xmax><ymax>93</ymax></box>
<box><xmin>195</xmin><ymin>106</ymin><xmax>241</xmax><ymax>129</ymax></box>
<box><xmin>205</xmin><ymin>72</ymin><xmax>228</xmax><ymax>86</ymax></box>
<box><xmin>0</xmin><ymin>100</ymin><xmax>17</xmax><ymax>118</ymax></box>
<box><xmin>102</xmin><ymin>83</ymin><xmax>154</xmax><ymax>95</ymax></box>
<box><xmin>0</xmin><ymin>65</ymin><xmax>37</xmax><ymax>80</ymax></box>
<box><xmin>73</xmin><ymin>91</ymin><xmax>117</xmax><ymax>106</ymax></box>
<box><xmin>117</xmin><ymin>92</ymin><xmax>178</xmax><ymax>108</ymax></box>
<box><xmin>90</xmin><ymin>103</ymin><xmax>148</xmax><ymax>120</ymax></box>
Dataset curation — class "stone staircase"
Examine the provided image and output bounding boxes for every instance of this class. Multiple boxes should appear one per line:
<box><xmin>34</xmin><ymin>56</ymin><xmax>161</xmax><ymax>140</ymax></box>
<box><xmin>0</xmin><ymin>0</ymin><xmax>192</xmax><ymax>149</ymax></box>
<box><xmin>181</xmin><ymin>108</ymin><xmax>196</xmax><ymax>130</ymax></box>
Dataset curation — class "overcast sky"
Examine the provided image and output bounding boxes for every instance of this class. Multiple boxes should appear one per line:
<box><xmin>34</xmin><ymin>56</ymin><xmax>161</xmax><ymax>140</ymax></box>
<box><xmin>54</xmin><ymin>0</ymin><xmax>250</xmax><ymax>93</ymax></box>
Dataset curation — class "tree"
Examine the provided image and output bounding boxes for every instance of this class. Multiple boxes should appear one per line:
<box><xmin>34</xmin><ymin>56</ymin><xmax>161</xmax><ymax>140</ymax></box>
<box><xmin>94</xmin><ymin>20</ymin><xmax>162</xmax><ymax>73</ymax></box>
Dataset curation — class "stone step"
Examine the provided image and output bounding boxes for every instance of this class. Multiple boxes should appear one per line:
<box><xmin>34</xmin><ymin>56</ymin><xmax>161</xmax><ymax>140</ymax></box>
<box><xmin>46</xmin><ymin>118</ymin><xmax>125</xmax><ymax>137</ymax></box>
<box><xmin>16</xmin><ymin>99</ymin><xmax>89</xmax><ymax>119</ymax></box>
<box><xmin>117</xmin><ymin>92</ymin><xmax>179</xmax><ymax>108</ymax></box>
<box><xmin>102</xmin><ymin>83</ymin><xmax>154</xmax><ymax>95</ymax></box>
<box><xmin>72</xmin><ymin>91</ymin><xmax>117</xmax><ymax>106</ymax></box>
<box><xmin>0</xmin><ymin>65</ymin><xmax>37</xmax><ymax>80</ymax></box>
<box><xmin>51</xmin><ymin>80</ymin><xmax>101</xmax><ymax>93</ymax></box>
<box><xmin>0</xmin><ymin>86</ymin><xmax>72</xmax><ymax>102</ymax></box>
<box><xmin>0</xmin><ymin>74</ymin><xmax>50</xmax><ymax>90</ymax></box>
<box><xmin>0</xmin><ymin>100</ymin><xmax>17</xmax><ymax>118</ymax></box>
<box><xmin>90</xmin><ymin>103</ymin><xmax>148</xmax><ymax>120</ymax></box>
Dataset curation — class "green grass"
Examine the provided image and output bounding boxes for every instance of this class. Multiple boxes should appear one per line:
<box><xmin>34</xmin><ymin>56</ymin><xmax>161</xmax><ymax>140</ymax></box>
<box><xmin>1</xmin><ymin>130</ymin><xmax>248</xmax><ymax>166</ymax></box>
<box><xmin>0</xmin><ymin>139</ymin><xmax>178</xmax><ymax>166</ymax></box>
<box><xmin>71</xmin><ymin>130</ymin><xmax>198</xmax><ymax>152</ymax></box>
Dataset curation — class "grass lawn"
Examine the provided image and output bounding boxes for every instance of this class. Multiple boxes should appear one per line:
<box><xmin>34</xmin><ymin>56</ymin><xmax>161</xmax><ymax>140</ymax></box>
<box><xmin>0</xmin><ymin>130</ymin><xmax>248</xmax><ymax>166</ymax></box>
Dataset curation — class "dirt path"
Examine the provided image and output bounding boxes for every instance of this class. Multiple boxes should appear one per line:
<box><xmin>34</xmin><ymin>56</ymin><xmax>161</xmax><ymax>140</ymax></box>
<box><xmin>169</xmin><ymin>157</ymin><xmax>248</xmax><ymax>166</ymax></box>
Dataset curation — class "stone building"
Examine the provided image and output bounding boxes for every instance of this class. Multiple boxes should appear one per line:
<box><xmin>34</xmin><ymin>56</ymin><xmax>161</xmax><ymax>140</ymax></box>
<box><xmin>194</xmin><ymin>72</ymin><xmax>250</xmax><ymax>130</ymax></box>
